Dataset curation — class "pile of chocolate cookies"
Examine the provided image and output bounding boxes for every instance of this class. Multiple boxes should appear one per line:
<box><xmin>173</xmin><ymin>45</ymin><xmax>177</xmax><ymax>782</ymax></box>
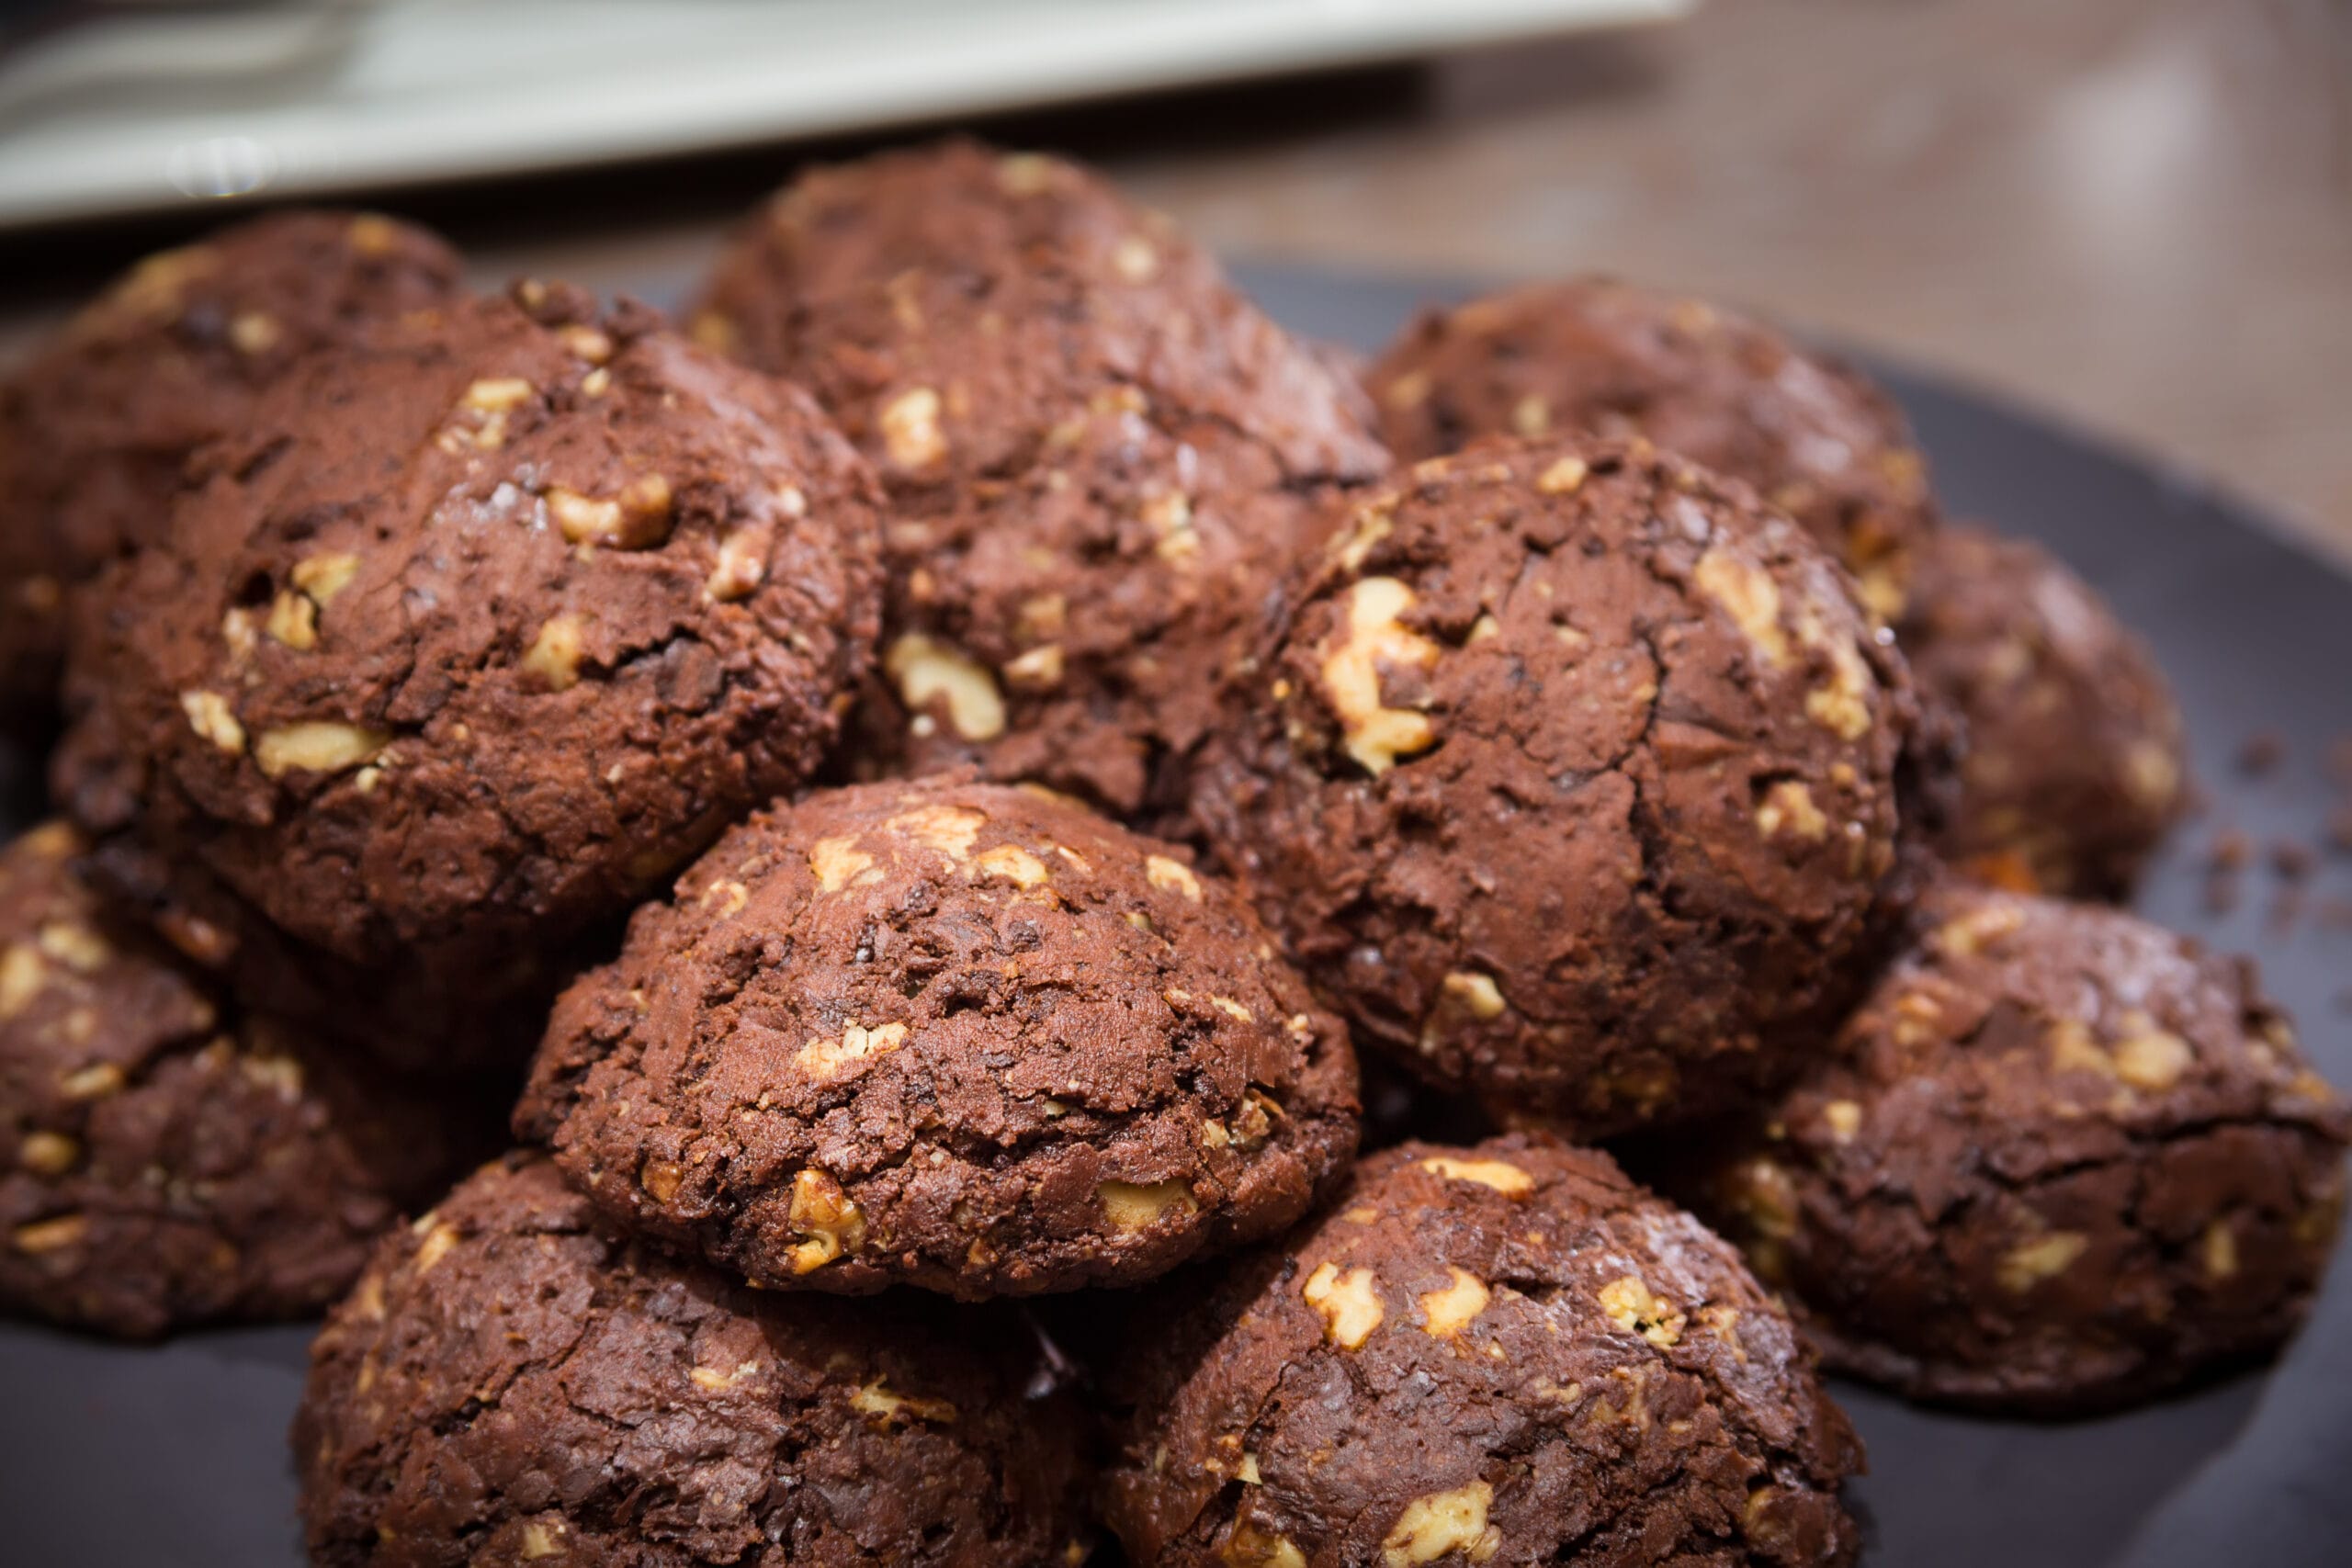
<box><xmin>1</xmin><ymin>141</ymin><xmax>2343</xmax><ymax>1567</ymax></box>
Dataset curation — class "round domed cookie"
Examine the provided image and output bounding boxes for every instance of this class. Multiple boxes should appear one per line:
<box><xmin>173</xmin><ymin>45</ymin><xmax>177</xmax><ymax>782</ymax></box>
<box><xmin>1192</xmin><ymin>435</ymin><xmax>1923</xmax><ymax>1138</ymax></box>
<box><xmin>1367</xmin><ymin>277</ymin><xmax>1937</xmax><ymax>617</ymax></box>
<box><xmin>51</xmin><ymin>279</ymin><xmax>883</xmax><ymax>1031</ymax></box>
<box><xmin>692</xmin><ymin>139</ymin><xmax>1387</xmax><ymax>816</ymax></box>
<box><xmin>1900</xmin><ymin>524</ymin><xmax>2187</xmax><ymax>898</ymax></box>
<box><xmin>296</xmin><ymin>1152</ymin><xmax>1095</xmax><ymax>1568</ymax></box>
<box><xmin>1101</xmin><ymin>1134</ymin><xmax>1863</xmax><ymax>1568</ymax></box>
<box><xmin>0</xmin><ymin>821</ymin><xmax>491</xmax><ymax>1337</ymax></box>
<box><xmin>518</xmin><ymin>777</ymin><xmax>1360</xmax><ymax>1298</ymax></box>
<box><xmin>0</xmin><ymin>209</ymin><xmax>466</xmax><ymax>725</ymax></box>
<box><xmin>1676</xmin><ymin>880</ymin><xmax>2348</xmax><ymax>1414</ymax></box>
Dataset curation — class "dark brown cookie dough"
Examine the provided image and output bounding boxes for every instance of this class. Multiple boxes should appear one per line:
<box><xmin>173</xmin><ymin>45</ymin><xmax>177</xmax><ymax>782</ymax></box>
<box><xmin>1101</xmin><ymin>1134</ymin><xmax>1863</xmax><ymax>1567</ymax></box>
<box><xmin>1368</xmin><ymin>277</ymin><xmax>1937</xmax><ymax>618</ymax></box>
<box><xmin>0</xmin><ymin>210</ymin><xmax>466</xmax><ymax>725</ymax></box>
<box><xmin>1192</xmin><ymin>436</ymin><xmax>1923</xmax><ymax>1138</ymax></box>
<box><xmin>519</xmin><ymin>777</ymin><xmax>1359</xmax><ymax>1299</ymax></box>
<box><xmin>296</xmin><ymin>1152</ymin><xmax>1094</xmax><ymax>1568</ymax></box>
<box><xmin>52</xmin><ymin>280</ymin><xmax>883</xmax><ymax>1036</ymax></box>
<box><xmin>0</xmin><ymin>821</ymin><xmax>489</xmax><ymax>1337</ymax></box>
<box><xmin>692</xmin><ymin>139</ymin><xmax>1387</xmax><ymax>816</ymax></box>
<box><xmin>1676</xmin><ymin>881</ymin><xmax>2348</xmax><ymax>1414</ymax></box>
<box><xmin>1900</xmin><ymin>524</ymin><xmax>2188</xmax><ymax>898</ymax></box>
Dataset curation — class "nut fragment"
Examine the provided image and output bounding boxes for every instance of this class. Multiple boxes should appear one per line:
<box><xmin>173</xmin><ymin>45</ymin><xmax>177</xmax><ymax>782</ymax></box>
<box><xmin>59</xmin><ymin>1062</ymin><xmax>124</xmax><ymax>1100</ymax></box>
<box><xmin>1756</xmin><ymin>780</ymin><xmax>1830</xmax><ymax>840</ymax></box>
<box><xmin>886</xmin><ymin>635</ymin><xmax>1007</xmax><ymax>742</ymax></box>
<box><xmin>254</xmin><ymin>722</ymin><xmax>390</xmax><ymax>779</ymax></box>
<box><xmin>12</xmin><ymin>1214</ymin><xmax>86</xmax><ymax>1255</ymax></box>
<box><xmin>1998</xmin><ymin>1229</ymin><xmax>2089</xmax><ymax>1292</ymax></box>
<box><xmin>1598</xmin><ymin>1273</ymin><xmax>1686</xmax><ymax>1347</ymax></box>
<box><xmin>1002</xmin><ymin>644</ymin><xmax>1066</xmax><ymax>690</ymax></box>
<box><xmin>974</xmin><ymin>844</ymin><xmax>1050</xmax><ymax>888</ymax></box>
<box><xmin>1146</xmin><ymin>854</ymin><xmax>1203</xmax><ymax>902</ymax></box>
<box><xmin>795</xmin><ymin>1021</ymin><xmax>910</xmax><ymax>1083</ymax></box>
<box><xmin>17</xmin><ymin>1131</ymin><xmax>80</xmax><ymax>1177</ymax></box>
<box><xmin>548</xmin><ymin>476</ymin><xmax>673</xmax><ymax>549</ymax></box>
<box><xmin>290</xmin><ymin>552</ymin><xmax>362</xmax><ymax>605</ymax></box>
<box><xmin>1419</xmin><ymin>1267</ymin><xmax>1491</xmax><ymax>1337</ymax></box>
<box><xmin>1418</xmin><ymin>1156</ymin><xmax>1533</xmax><ymax>1197</ymax></box>
<box><xmin>228</xmin><ymin>310</ymin><xmax>281</xmax><ymax>355</ymax></box>
<box><xmin>2112</xmin><ymin>1028</ymin><xmax>2194</xmax><ymax>1091</ymax></box>
<box><xmin>1321</xmin><ymin>576</ymin><xmax>1442</xmax><ymax>775</ymax></box>
<box><xmin>180</xmin><ymin>690</ymin><xmax>247</xmax><ymax>754</ymax></box>
<box><xmin>879</xmin><ymin>386</ymin><xmax>947</xmax><ymax>470</ymax></box>
<box><xmin>412</xmin><ymin>1221</ymin><xmax>461</xmax><ymax>1273</ymax></box>
<box><xmin>1441</xmin><ymin>971</ymin><xmax>1507</xmax><ymax>1021</ymax></box>
<box><xmin>521</xmin><ymin>613</ymin><xmax>588</xmax><ymax>692</ymax></box>
<box><xmin>707</xmin><ymin>529</ymin><xmax>768</xmax><ymax>601</ymax></box>
<box><xmin>787</xmin><ymin>1169</ymin><xmax>866</xmax><ymax>1271</ymax></box>
<box><xmin>1099</xmin><ymin>1179</ymin><xmax>1195</xmax><ymax>1232</ymax></box>
<box><xmin>1381</xmin><ymin>1480</ymin><xmax>1498</xmax><ymax>1566</ymax></box>
<box><xmin>1694</xmin><ymin>549</ymin><xmax>1790</xmax><ymax>668</ymax></box>
<box><xmin>0</xmin><ymin>944</ymin><xmax>43</xmax><ymax>1019</ymax></box>
<box><xmin>1302</xmin><ymin>1260</ymin><xmax>1385</xmax><ymax>1348</ymax></box>
<box><xmin>808</xmin><ymin>835</ymin><xmax>880</xmax><ymax>893</ymax></box>
<box><xmin>851</xmin><ymin>1378</ymin><xmax>959</xmax><ymax>1425</ymax></box>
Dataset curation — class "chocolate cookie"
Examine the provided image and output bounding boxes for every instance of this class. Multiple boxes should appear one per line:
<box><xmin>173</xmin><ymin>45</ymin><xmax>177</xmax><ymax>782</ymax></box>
<box><xmin>0</xmin><ymin>821</ymin><xmax>488</xmax><ymax>1337</ymax></box>
<box><xmin>519</xmin><ymin>777</ymin><xmax>1360</xmax><ymax>1298</ymax></box>
<box><xmin>1900</xmin><ymin>524</ymin><xmax>2188</xmax><ymax>898</ymax></box>
<box><xmin>0</xmin><ymin>210</ymin><xmax>466</xmax><ymax>725</ymax></box>
<box><xmin>1101</xmin><ymin>1134</ymin><xmax>1863</xmax><ymax>1567</ymax></box>
<box><xmin>1367</xmin><ymin>277</ymin><xmax>1936</xmax><ymax>617</ymax></box>
<box><xmin>1192</xmin><ymin>437</ymin><xmax>1922</xmax><ymax>1137</ymax></box>
<box><xmin>1675</xmin><ymin>881</ymin><xmax>2348</xmax><ymax>1414</ymax></box>
<box><xmin>52</xmin><ymin>280</ymin><xmax>883</xmax><ymax>1045</ymax></box>
<box><xmin>692</xmin><ymin>139</ymin><xmax>1387</xmax><ymax>816</ymax></box>
<box><xmin>296</xmin><ymin>1152</ymin><xmax>1094</xmax><ymax>1568</ymax></box>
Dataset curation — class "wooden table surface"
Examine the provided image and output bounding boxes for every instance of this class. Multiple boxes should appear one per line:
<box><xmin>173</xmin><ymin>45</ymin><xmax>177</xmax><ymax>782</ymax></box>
<box><xmin>7</xmin><ymin>0</ymin><xmax>2349</xmax><ymax>559</ymax></box>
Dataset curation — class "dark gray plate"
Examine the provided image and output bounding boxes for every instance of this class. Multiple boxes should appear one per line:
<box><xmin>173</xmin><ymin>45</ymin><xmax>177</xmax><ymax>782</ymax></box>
<box><xmin>2</xmin><ymin>265</ymin><xmax>2346</xmax><ymax>1567</ymax></box>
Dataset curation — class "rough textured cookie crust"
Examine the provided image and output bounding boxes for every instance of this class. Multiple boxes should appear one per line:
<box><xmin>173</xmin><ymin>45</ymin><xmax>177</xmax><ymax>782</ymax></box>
<box><xmin>1676</xmin><ymin>880</ymin><xmax>2348</xmax><ymax>1414</ymax></box>
<box><xmin>1366</xmin><ymin>277</ymin><xmax>1936</xmax><ymax>618</ymax></box>
<box><xmin>1900</xmin><ymin>524</ymin><xmax>2187</xmax><ymax>898</ymax></box>
<box><xmin>1102</xmin><ymin>1134</ymin><xmax>1864</xmax><ymax>1568</ymax></box>
<box><xmin>520</xmin><ymin>778</ymin><xmax>1359</xmax><ymax>1298</ymax></box>
<box><xmin>1193</xmin><ymin>436</ymin><xmax>1922</xmax><ymax>1137</ymax></box>
<box><xmin>296</xmin><ymin>1152</ymin><xmax>1094</xmax><ymax>1568</ymax></box>
<box><xmin>0</xmin><ymin>822</ymin><xmax>488</xmax><ymax>1337</ymax></box>
<box><xmin>692</xmin><ymin>139</ymin><xmax>1388</xmax><ymax>816</ymax></box>
<box><xmin>0</xmin><ymin>209</ymin><xmax>466</xmax><ymax>725</ymax></box>
<box><xmin>53</xmin><ymin>280</ymin><xmax>883</xmax><ymax>1025</ymax></box>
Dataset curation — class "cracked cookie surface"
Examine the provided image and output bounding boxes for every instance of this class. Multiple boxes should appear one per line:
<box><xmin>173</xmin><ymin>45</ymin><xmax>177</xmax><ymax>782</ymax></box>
<box><xmin>0</xmin><ymin>209</ymin><xmax>466</xmax><ymax>726</ymax></box>
<box><xmin>1192</xmin><ymin>436</ymin><xmax>1922</xmax><ymax>1137</ymax></box>
<box><xmin>1101</xmin><ymin>1134</ymin><xmax>1862</xmax><ymax>1568</ymax></box>
<box><xmin>296</xmin><ymin>1152</ymin><xmax>1094</xmax><ymax>1568</ymax></box>
<box><xmin>0</xmin><ymin>822</ymin><xmax>489</xmax><ymax>1337</ymax></box>
<box><xmin>1366</xmin><ymin>277</ymin><xmax>1935</xmax><ymax>618</ymax></box>
<box><xmin>52</xmin><ymin>280</ymin><xmax>883</xmax><ymax>1034</ymax></box>
<box><xmin>691</xmin><ymin>139</ymin><xmax>1387</xmax><ymax>817</ymax></box>
<box><xmin>1670</xmin><ymin>880</ymin><xmax>2348</xmax><ymax>1413</ymax></box>
<box><xmin>1901</xmin><ymin>525</ymin><xmax>2187</xmax><ymax>898</ymax></box>
<box><xmin>518</xmin><ymin>777</ymin><xmax>1359</xmax><ymax>1298</ymax></box>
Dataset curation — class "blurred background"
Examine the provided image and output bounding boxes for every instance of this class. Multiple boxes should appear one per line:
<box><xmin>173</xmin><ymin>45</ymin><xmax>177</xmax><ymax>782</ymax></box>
<box><xmin>1</xmin><ymin>0</ymin><xmax>2346</xmax><ymax>558</ymax></box>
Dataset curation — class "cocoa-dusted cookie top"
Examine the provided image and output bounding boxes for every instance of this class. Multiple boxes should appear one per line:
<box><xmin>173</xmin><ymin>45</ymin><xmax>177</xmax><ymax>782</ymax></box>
<box><xmin>0</xmin><ymin>210</ymin><xmax>466</xmax><ymax>723</ymax></box>
<box><xmin>1102</xmin><ymin>1134</ymin><xmax>1863</xmax><ymax>1568</ymax></box>
<box><xmin>53</xmin><ymin>280</ymin><xmax>883</xmax><ymax>1010</ymax></box>
<box><xmin>1901</xmin><ymin>524</ymin><xmax>2187</xmax><ymax>898</ymax></box>
<box><xmin>296</xmin><ymin>1153</ymin><xmax>1094</xmax><ymax>1568</ymax></box>
<box><xmin>0</xmin><ymin>822</ymin><xmax>490</xmax><ymax>1337</ymax></box>
<box><xmin>693</xmin><ymin>139</ymin><xmax>1387</xmax><ymax>815</ymax></box>
<box><xmin>1368</xmin><ymin>277</ymin><xmax>1936</xmax><ymax>617</ymax></box>
<box><xmin>1193</xmin><ymin>436</ymin><xmax>1920</xmax><ymax>1137</ymax></box>
<box><xmin>1678</xmin><ymin>881</ymin><xmax>2347</xmax><ymax>1414</ymax></box>
<box><xmin>519</xmin><ymin>777</ymin><xmax>1359</xmax><ymax>1298</ymax></box>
